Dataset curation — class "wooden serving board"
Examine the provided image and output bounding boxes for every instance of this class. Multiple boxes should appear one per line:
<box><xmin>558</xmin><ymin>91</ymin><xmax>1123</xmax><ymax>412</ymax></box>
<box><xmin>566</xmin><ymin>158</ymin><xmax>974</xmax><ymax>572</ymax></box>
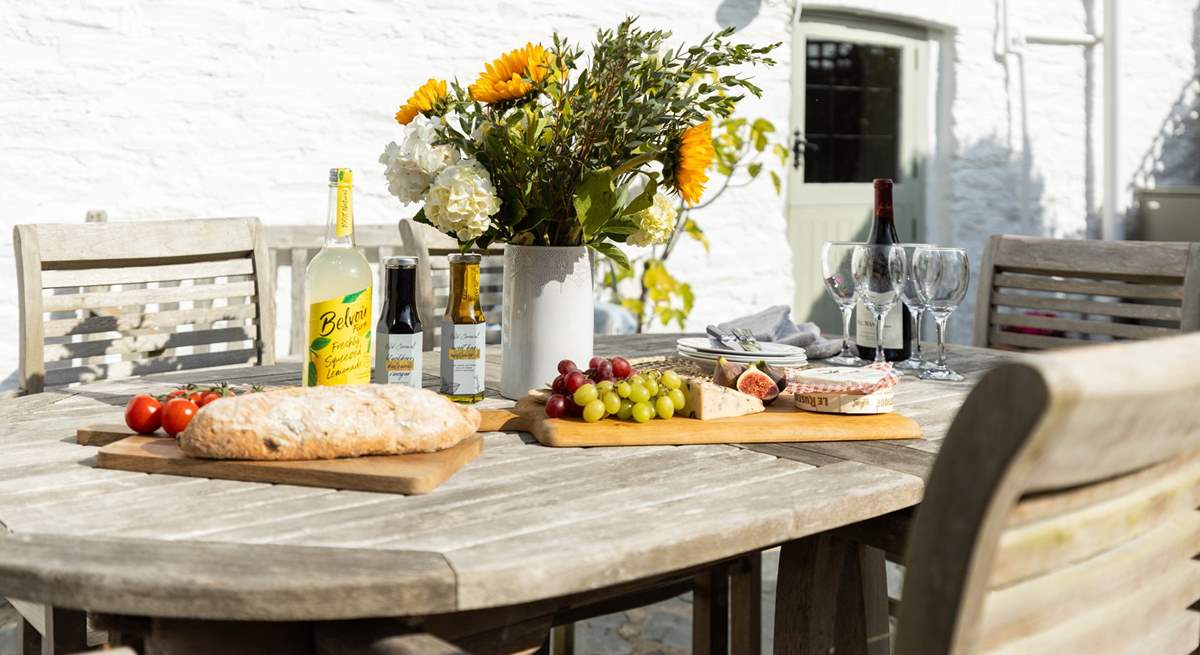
<box><xmin>90</xmin><ymin>433</ymin><xmax>483</xmax><ymax>495</ymax></box>
<box><xmin>476</xmin><ymin>396</ymin><xmax>922</xmax><ymax>448</ymax></box>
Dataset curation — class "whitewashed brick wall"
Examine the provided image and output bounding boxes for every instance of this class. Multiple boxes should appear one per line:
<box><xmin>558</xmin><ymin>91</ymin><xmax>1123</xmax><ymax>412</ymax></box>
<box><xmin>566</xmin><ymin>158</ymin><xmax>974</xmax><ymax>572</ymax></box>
<box><xmin>2</xmin><ymin>0</ymin><xmax>1197</xmax><ymax>388</ymax></box>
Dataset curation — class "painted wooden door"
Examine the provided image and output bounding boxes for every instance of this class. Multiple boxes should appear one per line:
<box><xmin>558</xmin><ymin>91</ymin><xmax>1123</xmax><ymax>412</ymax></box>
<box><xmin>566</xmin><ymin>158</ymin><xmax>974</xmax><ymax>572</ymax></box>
<box><xmin>788</xmin><ymin>13</ymin><xmax>929</xmax><ymax>331</ymax></box>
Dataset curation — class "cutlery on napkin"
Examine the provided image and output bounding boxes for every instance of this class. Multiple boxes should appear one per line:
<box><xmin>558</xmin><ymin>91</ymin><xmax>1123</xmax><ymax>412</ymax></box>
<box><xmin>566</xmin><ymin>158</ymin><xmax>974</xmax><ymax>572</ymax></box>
<box><xmin>717</xmin><ymin>305</ymin><xmax>841</xmax><ymax>360</ymax></box>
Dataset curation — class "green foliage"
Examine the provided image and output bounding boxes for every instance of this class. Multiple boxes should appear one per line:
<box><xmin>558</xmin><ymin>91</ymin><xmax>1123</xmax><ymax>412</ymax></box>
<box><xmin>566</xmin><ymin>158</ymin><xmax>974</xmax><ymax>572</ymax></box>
<box><xmin>425</xmin><ymin>17</ymin><xmax>778</xmax><ymax>250</ymax></box>
<box><xmin>601</xmin><ymin>113</ymin><xmax>790</xmax><ymax>332</ymax></box>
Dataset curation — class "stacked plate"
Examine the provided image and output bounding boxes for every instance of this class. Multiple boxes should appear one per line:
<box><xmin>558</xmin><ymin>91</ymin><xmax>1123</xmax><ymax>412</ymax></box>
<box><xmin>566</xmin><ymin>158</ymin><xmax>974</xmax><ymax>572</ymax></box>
<box><xmin>675</xmin><ymin>337</ymin><xmax>808</xmax><ymax>368</ymax></box>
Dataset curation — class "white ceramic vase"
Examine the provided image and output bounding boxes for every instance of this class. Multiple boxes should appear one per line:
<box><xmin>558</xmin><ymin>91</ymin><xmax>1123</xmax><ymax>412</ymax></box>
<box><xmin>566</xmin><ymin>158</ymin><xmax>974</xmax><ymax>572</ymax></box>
<box><xmin>500</xmin><ymin>244</ymin><xmax>594</xmax><ymax>400</ymax></box>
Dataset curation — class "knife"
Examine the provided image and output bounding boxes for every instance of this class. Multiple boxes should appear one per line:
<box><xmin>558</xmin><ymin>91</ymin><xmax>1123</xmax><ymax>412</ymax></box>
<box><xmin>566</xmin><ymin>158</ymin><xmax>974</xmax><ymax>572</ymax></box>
<box><xmin>706</xmin><ymin>325</ymin><xmax>744</xmax><ymax>351</ymax></box>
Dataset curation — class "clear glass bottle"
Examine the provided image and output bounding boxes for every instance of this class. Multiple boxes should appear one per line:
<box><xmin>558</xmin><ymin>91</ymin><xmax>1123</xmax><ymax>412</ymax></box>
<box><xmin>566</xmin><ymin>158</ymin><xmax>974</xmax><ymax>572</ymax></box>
<box><xmin>303</xmin><ymin>168</ymin><xmax>373</xmax><ymax>386</ymax></box>
<box><xmin>440</xmin><ymin>253</ymin><xmax>486</xmax><ymax>403</ymax></box>
<box><xmin>375</xmin><ymin>256</ymin><xmax>423</xmax><ymax>388</ymax></box>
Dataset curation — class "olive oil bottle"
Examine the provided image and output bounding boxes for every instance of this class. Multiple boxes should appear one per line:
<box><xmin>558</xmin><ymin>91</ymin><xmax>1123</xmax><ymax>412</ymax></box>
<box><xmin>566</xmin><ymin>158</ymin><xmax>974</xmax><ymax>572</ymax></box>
<box><xmin>439</xmin><ymin>253</ymin><xmax>485</xmax><ymax>403</ymax></box>
<box><xmin>303</xmin><ymin>168</ymin><xmax>373</xmax><ymax>386</ymax></box>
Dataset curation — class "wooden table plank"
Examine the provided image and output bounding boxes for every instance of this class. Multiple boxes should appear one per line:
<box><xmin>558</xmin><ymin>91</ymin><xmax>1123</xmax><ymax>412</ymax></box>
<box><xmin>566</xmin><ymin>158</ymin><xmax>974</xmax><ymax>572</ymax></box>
<box><xmin>0</xmin><ymin>338</ymin><xmax>1009</xmax><ymax>620</ymax></box>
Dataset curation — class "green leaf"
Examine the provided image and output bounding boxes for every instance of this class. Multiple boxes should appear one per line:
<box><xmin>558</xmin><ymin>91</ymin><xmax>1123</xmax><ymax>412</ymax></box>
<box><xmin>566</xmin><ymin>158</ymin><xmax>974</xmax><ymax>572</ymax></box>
<box><xmin>621</xmin><ymin>175</ymin><xmax>659</xmax><ymax>216</ymax></box>
<box><xmin>683</xmin><ymin>218</ymin><xmax>710</xmax><ymax>253</ymax></box>
<box><xmin>769</xmin><ymin>170</ymin><xmax>782</xmax><ymax>195</ymax></box>
<box><xmin>307</xmin><ymin>362</ymin><xmax>317</xmax><ymax>386</ymax></box>
<box><xmin>747</xmin><ymin>162</ymin><xmax>763</xmax><ymax>178</ymax></box>
<box><xmin>310</xmin><ymin>336</ymin><xmax>331</xmax><ymax>351</ymax></box>
<box><xmin>342</xmin><ymin>289</ymin><xmax>365</xmax><ymax>304</ymax></box>
<box><xmin>588</xmin><ymin>241</ymin><xmax>631</xmax><ymax>274</ymax></box>
<box><xmin>573</xmin><ymin>168</ymin><xmax>617</xmax><ymax>239</ymax></box>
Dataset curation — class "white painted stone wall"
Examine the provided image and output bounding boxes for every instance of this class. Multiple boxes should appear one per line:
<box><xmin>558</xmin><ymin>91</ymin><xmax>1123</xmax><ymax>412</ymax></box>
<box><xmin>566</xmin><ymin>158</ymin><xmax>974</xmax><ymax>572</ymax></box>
<box><xmin>2</xmin><ymin>0</ymin><xmax>1198</xmax><ymax>387</ymax></box>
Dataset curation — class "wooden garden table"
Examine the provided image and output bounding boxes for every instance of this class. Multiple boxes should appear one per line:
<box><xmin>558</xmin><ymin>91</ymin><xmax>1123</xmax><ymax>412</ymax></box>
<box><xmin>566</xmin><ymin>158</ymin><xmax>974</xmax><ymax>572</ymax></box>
<box><xmin>0</xmin><ymin>334</ymin><xmax>1006</xmax><ymax>654</ymax></box>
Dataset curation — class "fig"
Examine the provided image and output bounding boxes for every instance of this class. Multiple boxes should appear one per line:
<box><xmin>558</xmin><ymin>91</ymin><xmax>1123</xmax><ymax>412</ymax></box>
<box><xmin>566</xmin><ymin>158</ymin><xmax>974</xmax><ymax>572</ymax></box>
<box><xmin>712</xmin><ymin>356</ymin><xmax>747</xmax><ymax>389</ymax></box>
<box><xmin>755</xmin><ymin>360</ymin><xmax>789</xmax><ymax>393</ymax></box>
<box><xmin>736</xmin><ymin>364</ymin><xmax>780</xmax><ymax>405</ymax></box>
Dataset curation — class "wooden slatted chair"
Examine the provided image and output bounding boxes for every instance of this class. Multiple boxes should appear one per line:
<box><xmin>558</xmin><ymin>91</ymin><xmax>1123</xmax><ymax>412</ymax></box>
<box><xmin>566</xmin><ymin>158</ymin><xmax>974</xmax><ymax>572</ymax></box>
<box><xmin>780</xmin><ymin>333</ymin><xmax>1200</xmax><ymax>654</ymax></box>
<box><xmin>14</xmin><ymin>216</ymin><xmax>275</xmax><ymax>394</ymax></box>
<box><xmin>398</xmin><ymin>219</ymin><xmax>504</xmax><ymax>351</ymax></box>
<box><xmin>973</xmin><ymin>235</ymin><xmax>1200</xmax><ymax>350</ymax></box>
<box><xmin>265</xmin><ymin>223</ymin><xmax>409</xmax><ymax>358</ymax></box>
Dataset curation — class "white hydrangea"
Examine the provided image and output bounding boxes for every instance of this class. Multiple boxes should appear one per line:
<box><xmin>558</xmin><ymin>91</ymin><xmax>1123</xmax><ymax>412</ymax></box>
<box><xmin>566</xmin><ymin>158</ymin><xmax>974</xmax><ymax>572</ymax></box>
<box><xmin>627</xmin><ymin>191</ymin><xmax>678</xmax><ymax>246</ymax></box>
<box><xmin>379</xmin><ymin>115</ymin><xmax>459</xmax><ymax>204</ymax></box>
<box><xmin>424</xmin><ymin>159</ymin><xmax>501</xmax><ymax>241</ymax></box>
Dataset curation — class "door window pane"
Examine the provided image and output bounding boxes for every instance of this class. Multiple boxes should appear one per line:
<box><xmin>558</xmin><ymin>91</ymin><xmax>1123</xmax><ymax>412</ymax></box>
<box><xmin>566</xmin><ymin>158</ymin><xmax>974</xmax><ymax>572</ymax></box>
<box><xmin>804</xmin><ymin>40</ymin><xmax>901</xmax><ymax>183</ymax></box>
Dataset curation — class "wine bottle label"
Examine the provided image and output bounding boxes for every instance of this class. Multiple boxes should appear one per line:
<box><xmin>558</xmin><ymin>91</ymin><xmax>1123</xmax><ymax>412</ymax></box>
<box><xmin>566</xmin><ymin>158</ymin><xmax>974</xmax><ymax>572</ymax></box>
<box><xmin>440</xmin><ymin>323</ymin><xmax>485</xmax><ymax>397</ymax></box>
<box><xmin>306</xmin><ymin>287</ymin><xmax>372</xmax><ymax>386</ymax></box>
<box><xmin>855</xmin><ymin>300</ymin><xmax>904</xmax><ymax>349</ymax></box>
<box><xmin>382</xmin><ymin>332</ymin><xmax>423</xmax><ymax>388</ymax></box>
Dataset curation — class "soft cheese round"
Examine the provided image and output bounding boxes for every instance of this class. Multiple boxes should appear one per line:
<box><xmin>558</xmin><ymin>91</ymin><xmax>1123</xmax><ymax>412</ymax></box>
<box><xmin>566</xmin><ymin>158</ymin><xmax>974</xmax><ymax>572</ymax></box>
<box><xmin>179</xmin><ymin>385</ymin><xmax>482</xmax><ymax>461</ymax></box>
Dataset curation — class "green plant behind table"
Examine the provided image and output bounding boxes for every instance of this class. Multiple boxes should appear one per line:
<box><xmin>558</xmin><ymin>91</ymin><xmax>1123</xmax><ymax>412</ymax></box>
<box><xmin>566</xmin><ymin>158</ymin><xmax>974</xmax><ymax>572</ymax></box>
<box><xmin>379</xmin><ymin>17</ymin><xmax>779</xmax><ymax>271</ymax></box>
<box><xmin>601</xmin><ymin>115</ymin><xmax>789</xmax><ymax>332</ymax></box>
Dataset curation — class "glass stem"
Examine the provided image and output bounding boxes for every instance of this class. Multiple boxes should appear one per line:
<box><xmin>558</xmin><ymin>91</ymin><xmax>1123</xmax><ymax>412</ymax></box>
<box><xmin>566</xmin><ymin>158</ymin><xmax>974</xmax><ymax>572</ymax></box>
<box><xmin>874</xmin><ymin>312</ymin><xmax>887</xmax><ymax>364</ymax></box>
<box><xmin>935</xmin><ymin>315</ymin><xmax>948</xmax><ymax>368</ymax></box>
<box><xmin>913</xmin><ymin>309</ymin><xmax>924</xmax><ymax>361</ymax></box>
<box><xmin>840</xmin><ymin>305</ymin><xmax>854</xmax><ymax>357</ymax></box>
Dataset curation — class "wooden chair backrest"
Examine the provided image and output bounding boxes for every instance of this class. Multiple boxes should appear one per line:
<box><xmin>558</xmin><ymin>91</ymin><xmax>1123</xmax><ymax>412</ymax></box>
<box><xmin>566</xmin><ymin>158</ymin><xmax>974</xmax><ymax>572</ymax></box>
<box><xmin>14</xmin><ymin>217</ymin><xmax>275</xmax><ymax>394</ymax></box>
<box><xmin>265</xmin><ymin>224</ymin><xmax>409</xmax><ymax>357</ymax></box>
<box><xmin>895</xmin><ymin>332</ymin><xmax>1200</xmax><ymax>655</ymax></box>
<box><xmin>398</xmin><ymin>219</ymin><xmax>504</xmax><ymax>351</ymax></box>
<box><xmin>972</xmin><ymin>235</ymin><xmax>1200</xmax><ymax>350</ymax></box>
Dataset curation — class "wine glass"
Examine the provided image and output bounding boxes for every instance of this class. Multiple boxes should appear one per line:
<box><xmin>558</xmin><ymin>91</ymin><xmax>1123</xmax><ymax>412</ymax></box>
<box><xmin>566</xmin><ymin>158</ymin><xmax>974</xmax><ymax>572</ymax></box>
<box><xmin>851</xmin><ymin>244</ymin><xmax>906</xmax><ymax>366</ymax></box>
<box><xmin>913</xmin><ymin>247</ymin><xmax>971</xmax><ymax>381</ymax></box>
<box><xmin>897</xmin><ymin>243</ymin><xmax>933</xmax><ymax>370</ymax></box>
<box><xmin>820</xmin><ymin>241</ymin><xmax>867</xmax><ymax>367</ymax></box>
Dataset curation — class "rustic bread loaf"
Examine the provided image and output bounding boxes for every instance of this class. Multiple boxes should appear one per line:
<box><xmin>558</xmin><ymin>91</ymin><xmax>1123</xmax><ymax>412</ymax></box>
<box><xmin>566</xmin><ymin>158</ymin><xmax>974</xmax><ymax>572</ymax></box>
<box><xmin>179</xmin><ymin>385</ymin><xmax>481</xmax><ymax>461</ymax></box>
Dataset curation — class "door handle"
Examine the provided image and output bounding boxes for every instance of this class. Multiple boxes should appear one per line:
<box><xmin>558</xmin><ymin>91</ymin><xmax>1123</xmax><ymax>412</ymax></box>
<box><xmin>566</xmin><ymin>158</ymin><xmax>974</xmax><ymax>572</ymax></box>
<box><xmin>792</xmin><ymin>129</ymin><xmax>807</xmax><ymax>170</ymax></box>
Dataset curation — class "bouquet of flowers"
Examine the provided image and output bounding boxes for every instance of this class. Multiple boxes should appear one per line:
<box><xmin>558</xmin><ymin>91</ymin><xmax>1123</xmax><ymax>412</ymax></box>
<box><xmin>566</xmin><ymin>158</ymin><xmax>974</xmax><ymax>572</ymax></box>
<box><xmin>380</xmin><ymin>17</ymin><xmax>776</xmax><ymax>271</ymax></box>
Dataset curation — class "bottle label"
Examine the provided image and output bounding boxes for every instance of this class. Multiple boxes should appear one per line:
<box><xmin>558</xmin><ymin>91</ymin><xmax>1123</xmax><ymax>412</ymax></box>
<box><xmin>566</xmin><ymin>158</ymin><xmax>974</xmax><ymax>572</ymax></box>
<box><xmin>383</xmin><ymin>332</ymin><xmax>423</xmax><ymax>388</ymax></box>
<box><xmin>335</xmin><ymin>184</ymin><xmax>352</xmax><ymax>237</ymax></box>
<box><xmin>855</xmin><ymin>300</ymin><xmax>904</xmax><ymax>349</ymax></box>
<box><xmin>440</xmin><ymin>323</ymin><xmax>485</xmax><ymax>397</ymax></box>
<box><xmin>306</xmin><ymin>287</ymin><xmax>372</xmax><ymax>386</ymax></box>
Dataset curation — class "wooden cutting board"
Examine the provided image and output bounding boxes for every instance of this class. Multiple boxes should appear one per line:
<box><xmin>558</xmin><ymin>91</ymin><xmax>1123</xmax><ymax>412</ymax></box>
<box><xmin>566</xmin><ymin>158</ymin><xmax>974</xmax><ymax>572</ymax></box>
<box><xmin>475</xmin><ymin>396</ymin><xmax>922</xmax><ymax>447</ymax></box>
<box><xmin>90</xmin><ymin>432</ymin><xmax>482</xmax><ymax>495</ymax></box>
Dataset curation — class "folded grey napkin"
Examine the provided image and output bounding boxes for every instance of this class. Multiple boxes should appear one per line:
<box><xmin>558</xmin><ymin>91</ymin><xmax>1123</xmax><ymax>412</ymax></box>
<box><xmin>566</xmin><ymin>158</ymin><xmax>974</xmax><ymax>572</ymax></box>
<box><xmin>717</xmin><ymin>305</ymin><xmax>841</xmax><ymax>360</ymax></box>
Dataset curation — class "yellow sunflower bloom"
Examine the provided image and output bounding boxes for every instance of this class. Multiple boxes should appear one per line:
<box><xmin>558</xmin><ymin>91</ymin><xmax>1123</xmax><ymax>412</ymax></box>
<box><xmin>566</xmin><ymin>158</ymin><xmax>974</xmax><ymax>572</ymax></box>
<box><xmin>395</xmin><ymin>78</ymin><xmax>448</xmax><ymax>125</ymax></box>
<box><xmin>674</xmin><ymin>120</ymin><xmax>715</xmax><ymax>205</ymax></box>
<box><xmin>469</xmin><ymin>43</ymin><xmax>550</xmax><ymax>104</ymax></box>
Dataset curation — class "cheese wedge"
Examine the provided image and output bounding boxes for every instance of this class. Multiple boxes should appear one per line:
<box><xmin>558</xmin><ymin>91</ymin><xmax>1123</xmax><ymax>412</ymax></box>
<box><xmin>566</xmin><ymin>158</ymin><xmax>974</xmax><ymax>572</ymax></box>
<box><xmin>681</xmin><ymin>378</ymin><xmax>764</xmax><ymax>420</ymax></box>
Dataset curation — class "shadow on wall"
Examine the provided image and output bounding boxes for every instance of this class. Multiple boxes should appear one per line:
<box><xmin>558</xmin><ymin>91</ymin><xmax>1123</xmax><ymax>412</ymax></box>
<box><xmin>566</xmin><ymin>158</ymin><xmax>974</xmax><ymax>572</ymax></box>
<box><xmin>715</xmin><ymin>0</ymin><xmax>762</xmax><ymax>30</ymax></box>
<box><xmin>1127</xmin><ymin>1</ymin><xmax>1200</xmax><ymax>227</ymax></box>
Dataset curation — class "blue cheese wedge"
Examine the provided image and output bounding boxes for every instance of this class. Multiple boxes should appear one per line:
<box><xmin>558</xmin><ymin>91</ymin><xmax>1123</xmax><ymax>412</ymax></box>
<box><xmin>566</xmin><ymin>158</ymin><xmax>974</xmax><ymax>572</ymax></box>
<box><xmin>681</xmin><ymin>378</ymin><xmax>764</xmax><ymax>420</ymax></box>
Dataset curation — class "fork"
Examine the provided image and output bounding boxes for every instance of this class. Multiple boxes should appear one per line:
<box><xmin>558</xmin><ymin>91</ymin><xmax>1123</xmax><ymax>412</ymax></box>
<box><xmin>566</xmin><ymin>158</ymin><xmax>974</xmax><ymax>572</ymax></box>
<box><xmin>732</xmin><ymin>328</ymin><xmax>763</xmax><ymax>351</ymax></box>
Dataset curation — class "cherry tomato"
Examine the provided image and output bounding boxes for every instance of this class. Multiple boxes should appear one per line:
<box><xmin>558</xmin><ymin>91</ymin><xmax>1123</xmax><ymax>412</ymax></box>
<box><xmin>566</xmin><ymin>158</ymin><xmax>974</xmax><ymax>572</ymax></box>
<box><xmin>165</xmin><ymin>389</ymin><xmax>187</xmax><ymax>398</ymax></box>
<box><xmin>197</xmin><ymin>391</ymin><xmax>222</xmax><ymax>407</ymax></box>
<box><xmin>161</xmin><ymin>398</ymin><xmax>199</xmax><ymax>438</ymax></box>
<box><xmin>124</xmin><ymin>394</ymin><xmax>162</xmax><ymax>435</ymax></box>
<box><xmin>187</xmin><ymin>391</ymin><xmax>205</xmax><ymax>404</ymax></box>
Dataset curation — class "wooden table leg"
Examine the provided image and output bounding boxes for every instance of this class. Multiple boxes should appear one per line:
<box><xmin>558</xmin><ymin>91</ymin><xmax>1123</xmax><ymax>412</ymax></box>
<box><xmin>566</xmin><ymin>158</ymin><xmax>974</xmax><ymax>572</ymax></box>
<box><xmin>731</xmin><ymin>552</ymin><xmax>762</xmax><ymax>655</ymax></box>
<box><xmin>694</xmin><ymin>563</ymin><xmax>730</xmax><ymax>655</ymax></box>
<box><xmin>17</xmin><ymin>615</ymin><xmax>40</xmax><ymax>655</ymax></box>
<box><xmin>772</xmin><ymin>535</ymin><xmax>889</xmax><ymax>655</ymax></box>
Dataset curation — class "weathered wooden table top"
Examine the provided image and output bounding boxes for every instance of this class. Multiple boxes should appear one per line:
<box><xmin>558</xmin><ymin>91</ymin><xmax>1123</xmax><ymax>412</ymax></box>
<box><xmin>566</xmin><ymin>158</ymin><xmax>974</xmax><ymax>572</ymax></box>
<box><xmin>0</xmin><ymin>334</ymin><xmax>1007</xmax><ymax>622</ymax></box>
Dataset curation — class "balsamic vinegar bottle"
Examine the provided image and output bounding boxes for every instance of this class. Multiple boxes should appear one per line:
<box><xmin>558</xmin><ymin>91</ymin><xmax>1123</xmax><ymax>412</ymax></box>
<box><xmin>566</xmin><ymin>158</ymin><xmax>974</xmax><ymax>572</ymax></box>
<box><xmin>855</xmin><ymin>178</ymin><xmax>913</xmax><ymax>362</ymax></box>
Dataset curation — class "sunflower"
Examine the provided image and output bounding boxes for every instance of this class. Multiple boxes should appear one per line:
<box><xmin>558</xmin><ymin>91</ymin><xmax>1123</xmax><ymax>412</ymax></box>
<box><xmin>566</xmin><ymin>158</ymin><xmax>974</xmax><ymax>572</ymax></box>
<box><xmin>469</xmin><ymin>43</ymin><xmax>550</xmax><ymax>104</ymax></box>
<box><xmin>671</xmin><ymin>120</ymin><xmax>715</xmax><ymax>205</ymax></box>
<box><xmin>395</xmin><ymin>78</ymin><xmax>448</xmax><ymax>125</ymax></box>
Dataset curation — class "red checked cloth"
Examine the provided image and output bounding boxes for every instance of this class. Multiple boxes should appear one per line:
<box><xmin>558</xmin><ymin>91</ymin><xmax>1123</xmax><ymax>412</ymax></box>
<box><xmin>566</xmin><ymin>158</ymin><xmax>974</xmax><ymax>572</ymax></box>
<box><xmin>787</xmin><ymin>363</ymin><xmax>899</xmax><ymax>396</ymax></box>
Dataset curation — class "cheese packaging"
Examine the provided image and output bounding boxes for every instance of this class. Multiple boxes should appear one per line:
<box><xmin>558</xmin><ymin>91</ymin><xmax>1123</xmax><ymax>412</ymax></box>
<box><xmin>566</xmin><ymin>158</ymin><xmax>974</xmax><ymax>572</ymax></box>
<box><xmin>794</xmin><ymin>387</ymin><xmax>894</xmax><ymax>414</ymax></box>
<box><xmin>791</xmin><ymin>366</ymin><xmax>897</xmax><ymax>415</ymax></box>
<box><xmin>681</xmin><ymin>378</ymin><xmax>764</xmax><ymax>420</ymax></box>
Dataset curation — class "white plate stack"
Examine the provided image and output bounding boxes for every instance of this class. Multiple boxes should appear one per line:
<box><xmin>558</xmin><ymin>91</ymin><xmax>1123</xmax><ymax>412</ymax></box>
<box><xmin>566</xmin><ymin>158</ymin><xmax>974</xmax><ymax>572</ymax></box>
<box><xmin>674</xmin><ymin>337</ymin><xmax>808</xmax><ymax>368</ymax></box>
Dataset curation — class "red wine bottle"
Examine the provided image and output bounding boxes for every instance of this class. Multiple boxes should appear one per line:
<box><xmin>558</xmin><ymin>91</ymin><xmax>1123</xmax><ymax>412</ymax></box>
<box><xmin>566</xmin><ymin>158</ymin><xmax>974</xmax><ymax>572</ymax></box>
<box><xmin>855</xmin><ymin>178</ymin><xmax>913</xmax><ymax>362</ymax></box>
